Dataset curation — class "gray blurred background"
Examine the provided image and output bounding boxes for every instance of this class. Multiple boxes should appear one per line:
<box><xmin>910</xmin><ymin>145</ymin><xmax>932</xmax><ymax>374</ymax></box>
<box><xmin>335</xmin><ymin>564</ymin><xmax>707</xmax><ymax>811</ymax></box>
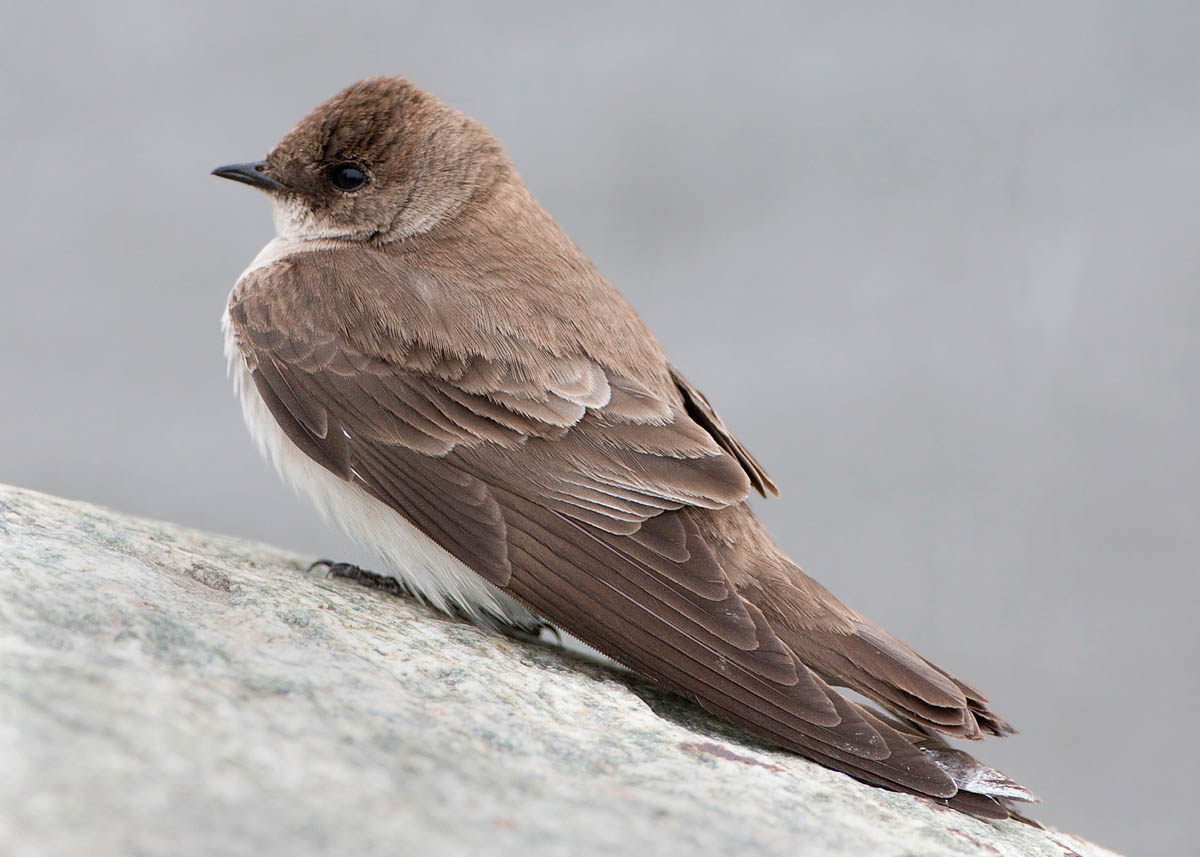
<box><xmin>2</xmin><ymin>1</ymin><xmax>1195</xmax><ymax>854</ymax></box>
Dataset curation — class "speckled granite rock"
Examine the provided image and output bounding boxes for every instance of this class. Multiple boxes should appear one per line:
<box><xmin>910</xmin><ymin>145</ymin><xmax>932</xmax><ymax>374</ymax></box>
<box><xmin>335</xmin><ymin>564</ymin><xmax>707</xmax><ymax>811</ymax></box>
<box><xmin>0</xmin><ymin>484</ymin><xmax>1118</xmax><ymax>857</ymax></box>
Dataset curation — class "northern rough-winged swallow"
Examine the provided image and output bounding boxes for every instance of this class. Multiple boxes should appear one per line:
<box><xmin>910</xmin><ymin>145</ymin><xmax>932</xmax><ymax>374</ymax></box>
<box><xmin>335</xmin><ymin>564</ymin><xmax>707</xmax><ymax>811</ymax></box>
<box><xmin>214</xmin><ymin>76</ymin><xmax>1037</xmax><ymax>817</ymax></box>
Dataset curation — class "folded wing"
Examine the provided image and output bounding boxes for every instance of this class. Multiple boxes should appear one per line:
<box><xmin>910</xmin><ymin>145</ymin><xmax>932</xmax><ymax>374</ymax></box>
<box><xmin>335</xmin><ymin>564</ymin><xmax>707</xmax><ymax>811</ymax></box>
<box><xmin>227</xmin><ymin>248</ymin><xmax>1031</xmax><ymax>816</ymax></box>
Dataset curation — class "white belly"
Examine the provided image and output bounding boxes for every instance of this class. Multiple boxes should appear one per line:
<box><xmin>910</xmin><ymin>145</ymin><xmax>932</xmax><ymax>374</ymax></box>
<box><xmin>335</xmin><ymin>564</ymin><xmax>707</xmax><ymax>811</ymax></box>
<box><xmin>221</xmin><ymin>241</ymin><xmax>537</xmax><ymax>628</ymax></box>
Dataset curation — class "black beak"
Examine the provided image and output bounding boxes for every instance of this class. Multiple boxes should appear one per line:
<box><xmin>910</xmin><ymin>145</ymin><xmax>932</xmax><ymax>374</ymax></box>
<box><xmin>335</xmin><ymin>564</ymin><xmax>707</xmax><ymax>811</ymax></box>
<box><xmin>211</xmin><ymin>161</ymin><xmax>289</xmax><ymax>192</ymax></box>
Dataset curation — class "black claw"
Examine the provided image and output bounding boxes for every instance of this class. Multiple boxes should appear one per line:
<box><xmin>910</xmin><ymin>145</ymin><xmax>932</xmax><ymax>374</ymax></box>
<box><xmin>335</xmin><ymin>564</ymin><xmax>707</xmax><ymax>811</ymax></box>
<box><xmin>537</xmin><ymin>621</ymin><xmax>563</xmax><ymax>646</ymax></box>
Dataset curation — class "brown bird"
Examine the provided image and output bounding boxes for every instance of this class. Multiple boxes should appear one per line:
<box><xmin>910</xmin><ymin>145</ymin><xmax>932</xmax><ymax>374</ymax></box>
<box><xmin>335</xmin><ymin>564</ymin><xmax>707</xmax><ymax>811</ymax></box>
<box><xmin>213</xmin><ymin>76</ymin><xmax>1037</xmax><ymax>818</ymax></box>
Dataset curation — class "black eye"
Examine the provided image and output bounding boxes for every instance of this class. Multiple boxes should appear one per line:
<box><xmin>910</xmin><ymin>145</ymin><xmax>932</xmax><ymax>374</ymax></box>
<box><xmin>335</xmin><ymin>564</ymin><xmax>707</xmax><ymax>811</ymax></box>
<box><xmin>328</xmin><ymin>163</ymin><xmax>367</xmax><ymax>191</ymax></box>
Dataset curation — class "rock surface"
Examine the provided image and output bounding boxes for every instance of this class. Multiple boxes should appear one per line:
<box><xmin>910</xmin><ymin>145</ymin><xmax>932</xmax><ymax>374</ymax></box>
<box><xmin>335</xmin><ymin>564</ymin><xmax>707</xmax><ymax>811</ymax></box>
<box><xmin>0</xmin><ymin>484</ymin><xmax>1118</xmax><ymax>857</ymax></box>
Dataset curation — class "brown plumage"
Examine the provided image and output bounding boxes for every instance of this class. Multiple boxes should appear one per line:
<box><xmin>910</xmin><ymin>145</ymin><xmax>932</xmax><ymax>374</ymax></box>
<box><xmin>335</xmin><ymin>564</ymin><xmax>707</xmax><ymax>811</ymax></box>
<box><xmin>215</xmin><ymin>76</ymin><xmax>1037</xmax><ymax>817</ymax></box>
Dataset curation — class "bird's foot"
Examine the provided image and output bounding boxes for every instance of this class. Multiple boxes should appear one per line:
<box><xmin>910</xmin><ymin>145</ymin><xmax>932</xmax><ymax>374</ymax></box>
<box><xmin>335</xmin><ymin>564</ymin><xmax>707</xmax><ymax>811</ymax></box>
<box><xmin>308</xmin><ymin>559</ymin><xmax>417</xmax><ymax>598</ymax></box>
<box><xmin>307</xmin><ymin>558</ymin><xmax>562</xmax><ymax>644</ymax></box>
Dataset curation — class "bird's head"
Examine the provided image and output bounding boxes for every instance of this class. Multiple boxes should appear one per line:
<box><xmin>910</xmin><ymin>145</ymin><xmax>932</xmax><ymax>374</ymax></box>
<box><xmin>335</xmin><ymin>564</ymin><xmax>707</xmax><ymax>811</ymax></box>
<box><xmin>213</xmin><ymin>76</ymin><xmax>512</xmax><ymax>244</ymax></box>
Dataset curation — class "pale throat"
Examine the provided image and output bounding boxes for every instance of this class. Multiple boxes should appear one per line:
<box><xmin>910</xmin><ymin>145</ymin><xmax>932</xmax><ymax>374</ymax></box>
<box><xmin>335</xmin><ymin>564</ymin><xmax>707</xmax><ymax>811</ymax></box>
<box><xmin>270</xmin><ymin>195</ymin><xmax>357</xmax><ymax>243</ymax></box>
